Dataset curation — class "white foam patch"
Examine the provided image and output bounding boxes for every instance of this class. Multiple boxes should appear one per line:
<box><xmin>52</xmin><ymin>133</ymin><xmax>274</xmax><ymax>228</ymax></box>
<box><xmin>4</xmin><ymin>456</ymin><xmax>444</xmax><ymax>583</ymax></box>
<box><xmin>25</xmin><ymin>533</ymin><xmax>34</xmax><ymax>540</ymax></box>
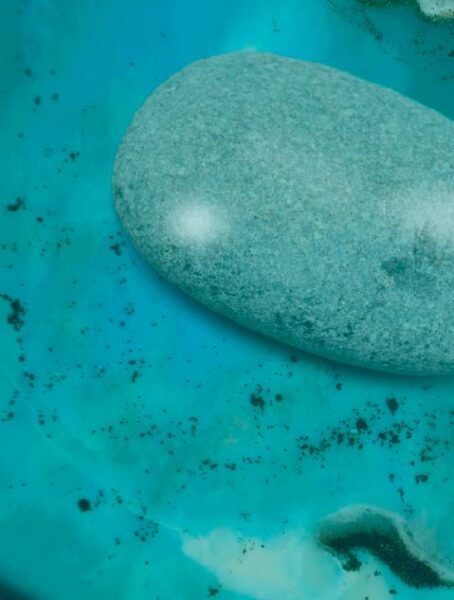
<box><xmin>181</xmin><ymin>528</ymin><xmax>389</xmax><ymax>599</ymax></box>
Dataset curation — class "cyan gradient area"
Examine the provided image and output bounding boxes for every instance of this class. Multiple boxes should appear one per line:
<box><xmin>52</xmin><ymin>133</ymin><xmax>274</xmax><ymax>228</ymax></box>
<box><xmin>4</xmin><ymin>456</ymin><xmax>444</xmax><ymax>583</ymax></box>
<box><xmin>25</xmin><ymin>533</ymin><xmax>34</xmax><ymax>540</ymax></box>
<box><xmin>0</xmin><ymin>1</ymin><xmax>453</xmax><ymax>599</ymax></box>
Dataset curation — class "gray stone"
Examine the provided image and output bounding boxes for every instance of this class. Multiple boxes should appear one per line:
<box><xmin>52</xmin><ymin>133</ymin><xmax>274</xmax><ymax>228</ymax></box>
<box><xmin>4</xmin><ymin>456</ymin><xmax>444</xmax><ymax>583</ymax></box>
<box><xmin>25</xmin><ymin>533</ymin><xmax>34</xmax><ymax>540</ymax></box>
<box><xmin>113</xmin><ymin>52</ymin><xmax>454</xmax><ymax>375</ymax></box>
<box><xmin>417</xmin><ymin>0</ymin><xmax>454</xmax><ymax>19</ymax></box>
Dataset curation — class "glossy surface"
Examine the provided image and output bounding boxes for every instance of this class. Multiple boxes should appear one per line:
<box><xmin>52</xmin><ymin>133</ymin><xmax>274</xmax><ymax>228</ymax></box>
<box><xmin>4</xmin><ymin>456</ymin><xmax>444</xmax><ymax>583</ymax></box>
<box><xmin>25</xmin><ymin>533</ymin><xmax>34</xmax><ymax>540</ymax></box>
<box><xmin>1</xmin><ymin>1</ymin><xmax>453</xmax><ymax>599</ymax></box>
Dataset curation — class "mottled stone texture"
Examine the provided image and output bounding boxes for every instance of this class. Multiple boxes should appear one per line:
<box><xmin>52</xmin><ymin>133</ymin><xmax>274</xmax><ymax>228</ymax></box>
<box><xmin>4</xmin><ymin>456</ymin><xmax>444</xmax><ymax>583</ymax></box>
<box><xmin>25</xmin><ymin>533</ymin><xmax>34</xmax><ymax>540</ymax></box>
<box><xmin>417</xmin><ymin>0</ymin><xmax>454</xmax><ymax>19</ymax></box>
<box><xmin>114</xmin><ymin>52</ymin><xmax>454</xmax><ymax>375</ymax></box>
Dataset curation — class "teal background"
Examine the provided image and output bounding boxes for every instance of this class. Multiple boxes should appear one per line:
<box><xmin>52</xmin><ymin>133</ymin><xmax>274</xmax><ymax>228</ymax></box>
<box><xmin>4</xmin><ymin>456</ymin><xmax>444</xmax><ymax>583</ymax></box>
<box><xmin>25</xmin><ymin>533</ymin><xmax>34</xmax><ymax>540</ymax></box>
<box><xmin>0</xmin><ymin>1</ymin><xmax>453</xmax><ymax>599</ymax></box>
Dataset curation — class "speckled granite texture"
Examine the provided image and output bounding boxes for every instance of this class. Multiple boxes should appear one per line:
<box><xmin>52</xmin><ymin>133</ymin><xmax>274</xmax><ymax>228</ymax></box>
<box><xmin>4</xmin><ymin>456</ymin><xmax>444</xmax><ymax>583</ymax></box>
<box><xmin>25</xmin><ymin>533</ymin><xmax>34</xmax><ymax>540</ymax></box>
<box><xmin>417</xmin><ymin>0</ymin><xmax>454</xmax><ymax>18</ymax></box>
<box><xmin>114</xmin><ymin>52</ymin><xmax>454</xmax><ymax>376</ymax></box>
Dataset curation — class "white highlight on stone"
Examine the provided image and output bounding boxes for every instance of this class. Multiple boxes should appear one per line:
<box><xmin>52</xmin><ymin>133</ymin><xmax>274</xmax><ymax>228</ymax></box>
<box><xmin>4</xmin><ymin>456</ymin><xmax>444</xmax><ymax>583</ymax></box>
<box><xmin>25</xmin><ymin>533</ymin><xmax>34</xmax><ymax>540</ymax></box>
<box><xmin>169</xmin><ymin>200</ymin><xmax>228</xmax><ymax>245</ymax></box>
<box><xmin>397</xmin><ymin>182</ymin><xmax>454</xmax><ymax>245</ymax></box>
<box><xmin>416</xmin><ymin>0</ymin><xmax>454</xmax><ymax>18</ymax></box>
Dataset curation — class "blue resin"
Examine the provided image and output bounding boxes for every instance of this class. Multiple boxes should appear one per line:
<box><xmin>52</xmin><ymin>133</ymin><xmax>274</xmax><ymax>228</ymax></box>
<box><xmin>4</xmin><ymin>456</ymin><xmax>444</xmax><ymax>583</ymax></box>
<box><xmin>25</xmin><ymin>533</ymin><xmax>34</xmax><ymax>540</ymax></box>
<box><xmin>0</xmin><ymin>1</ymin><xmax>453</xmax><ymax>599</ymax></box>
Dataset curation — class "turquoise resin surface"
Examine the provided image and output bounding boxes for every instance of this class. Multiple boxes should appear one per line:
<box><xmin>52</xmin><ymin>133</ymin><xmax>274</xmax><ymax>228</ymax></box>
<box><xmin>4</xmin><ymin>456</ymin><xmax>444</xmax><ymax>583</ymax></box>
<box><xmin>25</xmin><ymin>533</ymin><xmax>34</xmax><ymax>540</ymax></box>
<box><xmin>1</xmin><ymin>1</ymin><xmax>453</xmax><ymax>599</ymax></box>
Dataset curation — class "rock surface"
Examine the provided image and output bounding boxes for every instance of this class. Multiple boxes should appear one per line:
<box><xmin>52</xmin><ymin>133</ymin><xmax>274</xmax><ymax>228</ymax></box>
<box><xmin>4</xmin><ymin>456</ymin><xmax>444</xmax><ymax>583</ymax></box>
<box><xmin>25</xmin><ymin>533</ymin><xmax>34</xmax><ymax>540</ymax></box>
<box><xmin>113</xmin><ymin>52</ymin><xmax>454</xmax><ymax>375</ymax></box>
<box><xmin>417</xmin><ymin>0</ymin><xmax>454</xmax><ymax>19</ymax></box>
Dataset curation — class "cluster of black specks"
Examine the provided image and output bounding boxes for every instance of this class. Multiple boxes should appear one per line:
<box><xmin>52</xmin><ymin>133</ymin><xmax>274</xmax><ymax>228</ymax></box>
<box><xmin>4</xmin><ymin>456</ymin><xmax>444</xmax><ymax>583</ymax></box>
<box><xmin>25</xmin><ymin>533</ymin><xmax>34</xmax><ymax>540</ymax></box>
<box><xmin>109</xmin><ymin>232</ymin><xmax>127</xmax><ymax>257</ymax></box>
<box><xmin>104</xmin><ymin>232</ymin><xmax>134</xmax><ymax>286</ymax></box>
<box><xmin>9</xmin><ymin>216</ymin><xmax>78</xmax><ymax>257</ymax></box>
<box><xmin>124</xmin><ymin>302</ymin><xmax>135</xmax><ymax>316</ymax></box>
<box><xmin>28</xmin><ymin>87</ymin><xmax>58</xmax><ymax>108</ymax></box>
<box><xmin>1</xmin><ymin>390</ymin><xmax>19</xmax><ymax>424</ymax></box>
<box><xmin>298</xmin><ymin>398</ymin><xmax>396</xmax><ymax>460</ymax></box>
<box><xmin>76</xmin><ymin>490</ymin><xmax>107</xmax><ymax>514</ymax></box>
<box><xmin>415</xmin><ymin>474</ymin><xmax>429</xmax><ymax>484</ymax></box>
<box><xmin>89</xmin><ymin>410</ymin><xmax>204</xmax><ymax>459</ymax></box>
<box><xmin>42</xmin><ymin>371</ymin><xmax>69</xmax><ymax>390</ymax></box>
<box><xmin>1</xmin><ymin>410</ymin><xmax>15</xmax><ymax>423</ymax></box>
<box><xmin>188</xmin><ymin>415</ymin><xmax>199</xmax><ymax>435</ymax></box>
<box><xmin>110</xmin><ymin>242</ymin><xmax>125</xmax><ymax>256</ymax></box>
<box><xmin>295</xmin><ymin>394</ymin><xmax>452</xmax><ymax>507</ymax></box>
<box><xmin>249</xmin><ymin>384</ymin><xmax>285</xmax><ymax>412</ymax></box>
<box><xmin>36</xmin><ymin>408</ymin><xmax>60</xmax><ymax>437</ymax></box>
<box><xmin>39</xmin><ymin>147</ymin><xmax>82</xmax><ymax>175</ymax></box>
<box><xmin>199</xmin><ymin>458</ymin><xmax>219</xmax><ymax>472</ymax></box>
<box><xmin>250</xmin><ymin>386</ymin><xmax>265</xmax><ymax>410</ymax></box>
<box><xmin>6</xmin><ymin>197</ymin><xmax>26</xmax><ymax>212</ymax></box>
<box><xmin>134</xmin><ymin>517</ymin><xmax>159</xmax><ymax>542</ymax></box>
<box><xmin>23</xmin><ymin>371</ymin><xmax>37</xmax><ymax>389</ymax></box>
<box><xmin>122</xmin><ymin>357</ymin><xmax>146</xmax><ymax>383</ymax></box>
<box><xmin>74</xmin><ymin>489</ymin><xmax>163</xmax><ymax>558</ymax></box>
<box><xmin>0</xmin><ymin>294</ymin><xmax>26</xmax><ymax>331</ymax></box>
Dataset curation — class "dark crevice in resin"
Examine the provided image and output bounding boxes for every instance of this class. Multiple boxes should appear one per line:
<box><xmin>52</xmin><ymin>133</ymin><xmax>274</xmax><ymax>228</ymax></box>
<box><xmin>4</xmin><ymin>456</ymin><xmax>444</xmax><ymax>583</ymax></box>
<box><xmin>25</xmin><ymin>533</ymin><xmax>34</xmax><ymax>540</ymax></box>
<box><xmin>318</xmin><ymin>506</ymin><xmax>454</xmax><ymax>588</ymax></box>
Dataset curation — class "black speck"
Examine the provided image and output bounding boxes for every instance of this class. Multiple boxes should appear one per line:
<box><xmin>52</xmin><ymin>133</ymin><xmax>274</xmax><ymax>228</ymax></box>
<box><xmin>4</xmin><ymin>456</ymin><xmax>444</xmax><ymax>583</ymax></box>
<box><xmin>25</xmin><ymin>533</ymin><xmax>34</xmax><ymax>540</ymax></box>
<box><xmin>356</xmin><ymin>418</ymin><xmax>368</xmax><ymax>432</ymax></box>
<box><xmin>250</xmin><ymin>392</ymin><xmax>265</xmax><ymax>410</ymax></box>
<box><xmin>342</xmin><ymin>552</ymin><xmax>362</xmax><ymax>572</ymax></box>
<box><xmin>6</xmin><ymin>198</ymin><xmax>25</xmax><ymax>212</ymax></box>
<box><xmin>77</xmin><ymin>498</ymin><xmax>91</xmax><ymax>512</ymax></box>
<box><xmin>415</xmin><ymin>474</ymin><xmax>428</xmax><ymax>484</ymax></box>
<box><xmin>386</xmin><ymin>397</ymin><xmax>399</xmax><ymax>416</ymax></box>
<box><xmin>110</xmin><ymin>242</ymin><xmax>122</xmax><ymax>256</ymax></box>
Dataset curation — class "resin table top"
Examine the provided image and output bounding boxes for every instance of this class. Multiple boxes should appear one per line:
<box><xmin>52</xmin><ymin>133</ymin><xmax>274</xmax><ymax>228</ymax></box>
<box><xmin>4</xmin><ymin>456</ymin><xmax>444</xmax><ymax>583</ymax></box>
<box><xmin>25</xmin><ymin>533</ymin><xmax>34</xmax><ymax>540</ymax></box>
<box><xmin>1</xmin><ymin>1</ymin><xmax>453</xmax><ymax>599</ymax></box>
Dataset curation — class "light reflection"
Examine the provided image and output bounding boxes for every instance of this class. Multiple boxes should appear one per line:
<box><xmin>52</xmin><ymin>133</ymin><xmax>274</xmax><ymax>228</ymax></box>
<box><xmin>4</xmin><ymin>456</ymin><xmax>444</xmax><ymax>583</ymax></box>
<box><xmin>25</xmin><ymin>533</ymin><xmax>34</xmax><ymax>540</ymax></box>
<box><xmin>402</xmin><ymin>184</ymin><xmax>454</xmax><ymax>245</ymax></box>
<box><xmin>169</xmin><ymin>200</ymin><xmax>228</xmax><ymax>245</ymax></box>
